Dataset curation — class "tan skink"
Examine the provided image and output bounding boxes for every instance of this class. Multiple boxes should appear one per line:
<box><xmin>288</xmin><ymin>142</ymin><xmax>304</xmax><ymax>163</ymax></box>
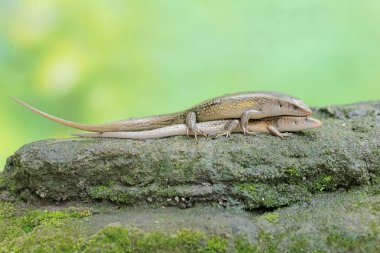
<box><xmin>12</xmin><ymin>91</ymin><xmax>312</xmax><ymax>136</ymax></box>
<box><xmin>72</xmin><ymin>116</ymin><xmax>322</xmax><ymax>139</ymax></box>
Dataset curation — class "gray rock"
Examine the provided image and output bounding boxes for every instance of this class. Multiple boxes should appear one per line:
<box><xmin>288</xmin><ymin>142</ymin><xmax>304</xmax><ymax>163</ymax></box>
<box><xmin>2</xmin><ymin>101</ymin><xmax>380</xmax><ymax>210</ymax></box>
<box><xmin>0</xmin><ymin>191</ymin><xmax>14</xmax><ymax>202</ymax></box>
<box><xmin>78</xmin><ymin>186</ymin><xmax>380</xmax><ymax>252</ymax></box>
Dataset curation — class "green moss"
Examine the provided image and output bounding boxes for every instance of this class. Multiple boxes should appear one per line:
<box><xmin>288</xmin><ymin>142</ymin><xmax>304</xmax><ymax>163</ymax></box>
<box><xmin>83</xmin><ymin>227</ymin><xmax>247</xmax><ymax>252</ymax></box>
<box><xmin>7</xmin><ymin>180</ymin><xmax>17</xmax><ymax>193</ymax></box>
<box><xmin>6</xmin><ymin>222</ymin><xmax>86</xmax><ymax>253</ymax></box>
<box><xmin>136</xmin><ymin>231</ymin><xmax>173</xmax><ymax>252</ymax></box>
<box><xmin>325</xmin><ymin>221</ymin><xmax>380</xmax><ymax>252</ymax></box>
<box><xmin>257</xmin><ymin>230</ymin><xmax>278</xmax><ymax>252</ymax></box>
<box><xmin>0</xmin><ymin>202</ymin><xmax>24</xmax><ymax>243</ymax></box>
<box><xmin>89</xmin><ymin>185</ymin><xmax>111</xmax><ymax>197</ymax></box>
<box><xmin>368</xmin><ymin>176</ymin><xmax>380</xmax><ymax>195</ymax></box>
<box><xmin>84</xmin><ymin>227</ymin><xmax>132</xmax><ymax>252</ymax></box>
<box><xmin>234</xmin><ymin>236</ymin><xmax>257</xmax><ymax>252</ymax></box>
<box><xmin>0</xmin><ymin>202</ymin><xmax>91</xmax><ymax>251</ymax></box>
<box><xmin>89</xmin><ymin>185</ymin><xmax>131</xmax><ymax>204</ymax></box>
<box><xmin>260</xmin><ymin>212</ymin><xmax>280</xmax><ymax>224</ymax></box>
<box><xmin>348</xmin><ymin>199</ymin><xmax>380</xmax><ymax>213</ymax></box>
<box><xmin>239</xmin><ymin>184</ymin><xmax>257</xmax><ymax>193</ymax></box>
<box><xmin>154</xmin><ymin>186</ymin><xmax>178</xmax><ymax>198</ymax></box>
<box><xmin>20</xmin><ymin>208</ymin><xmax>92</xmax><ymax>233</ymax></box>
<box><xmin>1</xmin><ymin>218</ymin><xmax>258</xmax><ymax>253</ymax></box>
<box><xmin>236</xmin><ymin>183</ymin><xmax>311</xmax><ymax>209</ymax></box>
<box><xmin>285</xmin><ymin>167</ymin><xmax>300</xmax><ymax>177</ymax></box>
<box><xmin>120</xmin><ymin>175</ymin><xmax>137</xmax><ymax>186</ymax></box>
<box><xmin>202</xmin><ymin>235</ymin><xmax>228</xmax><ymax>253</ymax></box>
<box><xmin>287</xmin><ymin>236</ymin><xmax>310</xmax><ymax>252</ymax></box>
<box><xmin>89</xmin><ymin>183</ymin><xmax>185</xmax><ymax>206</ymax></box>
<box><xmin>175</xmin><ymin>229</ymin><xmax>205</xmax><ymax>251</ymax></box>
<box><xmin>312</xmin><ymin>175</ymin><xmax>335</xmax><ymax>192</ymax></box>
<box><xmin>2</xmin><ymin>190</ymin><xmax>380</xmax><ymax>252</ymax></box>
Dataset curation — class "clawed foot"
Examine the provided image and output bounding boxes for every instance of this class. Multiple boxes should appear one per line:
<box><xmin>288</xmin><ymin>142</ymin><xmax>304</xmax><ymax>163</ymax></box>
<box><xmin>209</xmin><ymin>119</ymin><xmax>240</xmax><ymax>139</ymax></box>
<box><xmin>208</xmin><ymin>131</ymin><xmax>232</xmax><ymax>139</ymax></box>
<box><xmin>242</xmin><ymin>126</ymin><xmax>257</xmax><ymax>135</ymax></box>
<box><xmin>267</xmin><ymin>125</ymin><xmax>292</xmax><ymax>139</ymax></box>
<box><xmin>187</xmin><ymin>127</ymin><xmax>207</xmax><ymax>140</ymax></box>
<box><xmin>277</xmin><ymin>132</ymin><xmax>293</xmax><ymax>139</ymax></box>
<box><xmin>242</xmin><ymin>122</ymin><xmax>257</xmax><ymax>135</ymax></box>
<box><xmin>216</xmin><ymin>131</ymin><xmax>232</xmax><ymax>138</ymax></box>
<box><xmin>240</xmin><ymin>109</ymin><xmax>261</xmax><ymax>135</ymax></box>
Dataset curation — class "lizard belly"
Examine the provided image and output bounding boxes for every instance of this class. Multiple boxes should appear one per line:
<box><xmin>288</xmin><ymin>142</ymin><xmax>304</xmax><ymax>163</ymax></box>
<box><xmin>247</xmin><ymin>122</ymin><xmax>270</xmax><ymax>133</ymax></box>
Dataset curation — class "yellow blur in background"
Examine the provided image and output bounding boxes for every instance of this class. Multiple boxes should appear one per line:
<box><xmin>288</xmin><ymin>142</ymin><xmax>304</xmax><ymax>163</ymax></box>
<box><xmin>1</xmin><ymin>1</ymin><xmax>380</xmax><ymax>169</ymax></box>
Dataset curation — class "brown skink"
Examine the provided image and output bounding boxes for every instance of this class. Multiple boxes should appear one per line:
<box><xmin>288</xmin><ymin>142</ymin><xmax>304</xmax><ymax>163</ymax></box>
<box><xmin>12</xmin><ymin>91</ymin><xmax>312</xmax><ymax>136</ymax></box>
<box><xmin>72</xmin><ymin>116</ymin><xmax>322</xmax><ymax>139</ymax></box>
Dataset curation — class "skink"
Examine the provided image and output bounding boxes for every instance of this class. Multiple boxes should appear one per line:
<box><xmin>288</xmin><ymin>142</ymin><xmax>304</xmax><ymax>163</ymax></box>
<box><xmin>72</xmin><ymin>116</ymin><xmax>322</xmax><ymax>139</ymax></box>
<box><xmin>12</xmin><ymin>92</ymin><xmax>312</xmax><ymax>137</ymax></box>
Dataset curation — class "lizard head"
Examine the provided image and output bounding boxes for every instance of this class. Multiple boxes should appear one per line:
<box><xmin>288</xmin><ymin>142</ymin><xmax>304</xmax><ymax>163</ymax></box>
<box><xmin>271</xmin><ymin>97</ymin><xmax>313</xmax><ymax>117</ymax></box>
<box><xmin>277</xmin><ymin>117</ymin><xmax>322</xmax><ymax>132</ymax></box>
<box><xmin>256</xmin><ymin>92</ymin><xmax>313</xmax><ymax>117</ymax></box>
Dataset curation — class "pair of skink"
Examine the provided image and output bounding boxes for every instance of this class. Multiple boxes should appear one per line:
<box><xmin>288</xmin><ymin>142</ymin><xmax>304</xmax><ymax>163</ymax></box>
<box><xmin>12</xmin><ymin>91</ymin><xmax>321</xmax><ymax>139</ymax></box>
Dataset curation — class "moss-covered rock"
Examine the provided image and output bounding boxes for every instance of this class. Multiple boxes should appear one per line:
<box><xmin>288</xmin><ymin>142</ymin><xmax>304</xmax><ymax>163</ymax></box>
<box><xmin>2</xmin><ymin>101</ymin><xmax>380</xmax><ymax>210</ymax></box>
<box><xmin>1</xmin><ymin>186</ymin><xmax>380</xmax><ymax>252</ymax></box>
<box><xmin>234</xmin><ymin>183</ymin><xmax>312</xmax><ymax>209</ymax></box>
<box><xmin>0</xmin><ymin>102</ymin><xmax>380</xmax><ymax>210</ymax></box>
<box><xmin>0</xmin><ymin>202</ymin><xmax>91</xmax><ymax>250</ymax></box>
<box><xmin>2</xmin><ymin>101</ymin><xmax>380</xmax><ymax>251</ymax></box>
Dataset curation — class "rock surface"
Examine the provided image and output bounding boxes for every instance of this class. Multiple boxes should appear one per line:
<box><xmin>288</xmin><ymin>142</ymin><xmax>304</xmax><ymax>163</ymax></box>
<box><xmin>2</xmin><ymin>101</ymin><xmax>380</xmax><ymax>210</ymax></box>
<box><xmin>1</xmin><ymin>101</ymin><xmax>380</xmax><ymax>252</ymax></box>
<box><xmin>1</xmin><ymin>186</ymin><xmax>379</xmax><ymax>252</ymax></box>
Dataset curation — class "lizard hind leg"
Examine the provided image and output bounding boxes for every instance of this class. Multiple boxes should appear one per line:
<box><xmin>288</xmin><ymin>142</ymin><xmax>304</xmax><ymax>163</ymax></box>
<box><xmin>267</xmin><ymin>125</ymin><xmax>293</xmax><ymax>138</ymax></box>
<box><xmin>186</xmin><ymin>112</ymin><xmax>206</xmax><ymax>140</ymax></box>
<box><xmin>211</xmin><ymin>119</ymin><xmax>240</xmax><ymax>138</ymax></box>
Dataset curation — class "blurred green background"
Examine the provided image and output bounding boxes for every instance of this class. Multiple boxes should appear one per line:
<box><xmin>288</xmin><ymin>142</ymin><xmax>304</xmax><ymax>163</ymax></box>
<box><xmin>1</xmin><ymin>0</ymin><xmax>380</xmax><ymax>170</ymax></box>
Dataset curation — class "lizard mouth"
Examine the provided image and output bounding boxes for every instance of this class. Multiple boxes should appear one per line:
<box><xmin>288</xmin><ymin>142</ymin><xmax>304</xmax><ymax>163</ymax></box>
<box><xmin>304</xmin><ymin>108</ymin><xmax>313</xmax><ymax>116</ymax></box>
<box><xmin>306</xmin><ymin>118</ymin><xmax>322</xmax><ymax>128</ymax></box>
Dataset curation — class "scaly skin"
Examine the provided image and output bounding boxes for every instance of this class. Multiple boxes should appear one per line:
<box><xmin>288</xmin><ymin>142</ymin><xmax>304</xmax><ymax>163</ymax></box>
<box><xmin>72</xmin><ymin>116</ymin><xmax>322</xmax><ymax>139</ymax></box>
<box><xmin>12</xmin><ymin>92</ymin><xmax>312</xmax><ymax>135</ymax></box>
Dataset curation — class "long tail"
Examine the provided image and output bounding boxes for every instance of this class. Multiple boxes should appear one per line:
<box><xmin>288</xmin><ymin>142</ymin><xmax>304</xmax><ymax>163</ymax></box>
<box><xmin>12</xmin><ymin>97</ymin><xmax>183</xmax><ymax>132</ymax></box>
<box><xmin>72</xmin><ymin>124</ymin><xmax>189</xmax><ymax>139</ymax></box>
<box><xmin>72</xmin><ymin>120</ymin><xmax>232</xmax><ymax>139</ymax></box>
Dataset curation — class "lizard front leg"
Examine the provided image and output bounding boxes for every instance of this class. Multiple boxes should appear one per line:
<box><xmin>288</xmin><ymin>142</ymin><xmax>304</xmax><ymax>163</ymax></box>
<box><xmin>267</xmin><ymin>125</ymin><xmax>293</xmax><ymax>138</ymax></box>
<box><xmin>186</xmin><ymin>112</ymin><xmax>206</xmax><ymax>140</ymax></box>
<box><xmin>241</xmin><ymin>109</ymin><xmax>262</xmax><ymax>135</ymax></box>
